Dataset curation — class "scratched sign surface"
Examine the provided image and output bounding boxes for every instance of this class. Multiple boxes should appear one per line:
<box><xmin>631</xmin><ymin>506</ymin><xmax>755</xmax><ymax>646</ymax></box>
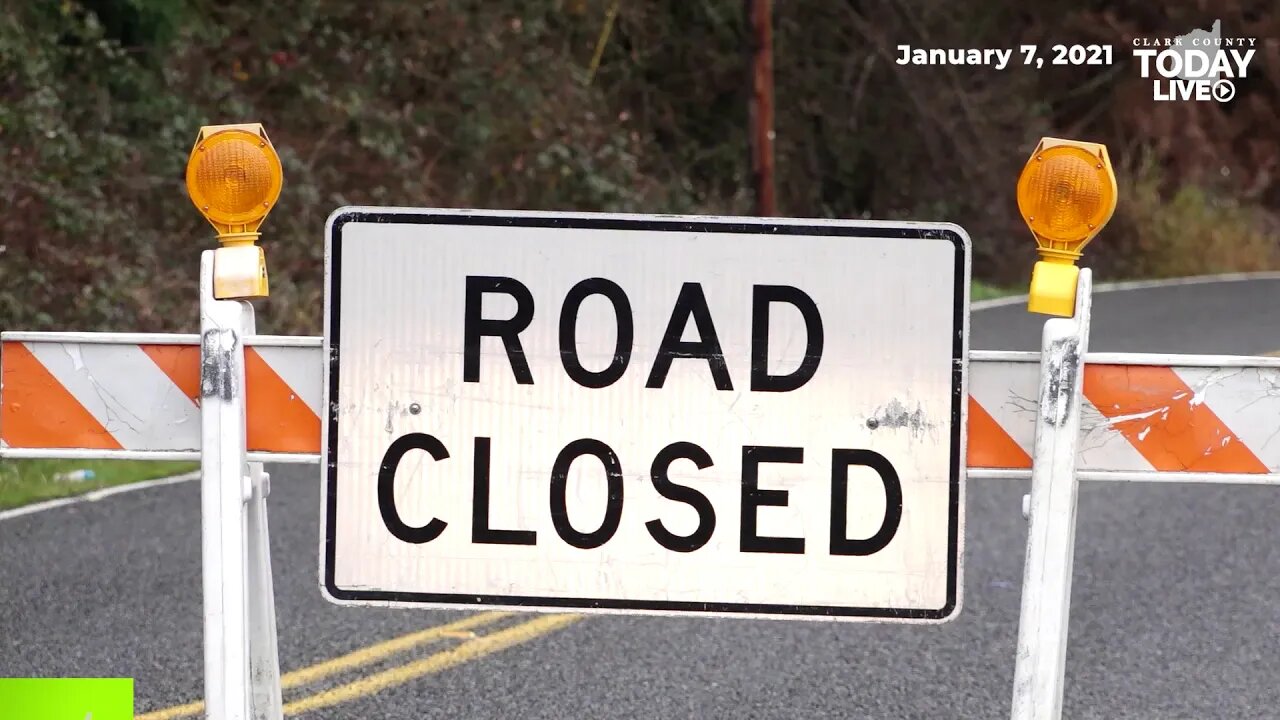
<box><xmin>322</xmin><ymin>208</ymin><xmax>969</xmax><ymax>622</ymax></box>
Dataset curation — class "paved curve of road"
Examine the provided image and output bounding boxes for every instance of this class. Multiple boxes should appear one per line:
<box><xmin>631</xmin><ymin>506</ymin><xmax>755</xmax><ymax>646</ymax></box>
<box><xmin>5</xmin><ymin>278</ymin><xmax>1280</xmax><ymax>719</ymax></box>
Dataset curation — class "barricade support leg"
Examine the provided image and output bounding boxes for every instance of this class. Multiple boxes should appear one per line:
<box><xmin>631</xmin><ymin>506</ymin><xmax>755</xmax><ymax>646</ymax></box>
<box><xmin>246</xmin><ymin>461</ymin><xmax>282</xmax><ymax>719</ymax></box>
<box><xmin>1010</xmin><ymin>269</ymin><xmax>1093</xmax><ymax>720</ymax></box>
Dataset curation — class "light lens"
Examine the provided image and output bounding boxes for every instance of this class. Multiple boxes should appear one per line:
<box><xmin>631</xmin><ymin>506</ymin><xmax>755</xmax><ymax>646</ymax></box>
<box><xmin>1017</xmin><ymin>145</ymin><xmax>1114</xmax><ymax>244</ymax></box>
<box><xmin>186</xmin><ymin>129</ymin><xmax>282</xmax><ymax>226</ymax></box>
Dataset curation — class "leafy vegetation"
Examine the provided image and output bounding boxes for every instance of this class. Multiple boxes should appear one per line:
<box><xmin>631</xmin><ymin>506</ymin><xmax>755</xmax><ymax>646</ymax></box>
<box><xmin>1</xmin><ymin>0</ymin><xmax>1277</xmax><ymax>339</ymax></box>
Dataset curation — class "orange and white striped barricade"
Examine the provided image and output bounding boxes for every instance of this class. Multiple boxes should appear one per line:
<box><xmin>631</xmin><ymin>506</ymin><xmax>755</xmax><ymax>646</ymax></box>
<box><xmin>6</xmin><ymin>131</ymin><xmax>1262</xmax><ymax>720</ymax></box>
<box><xmin>10</xmin><ymin>318</ymin><xmax>1280</xmax><ymax>481</ymax></box>
<box><xmin>0</xmin><ymin>334</ymin><xmax>208</xmax><ymax>458</ymax></box>
<box><xmin>9</xmin><ymin>272</ymin><xmax>1280</xmax><ymax>720</ymax></box>
<box><xmin>0</xmin><ymin>332</ymin><xmax>320</xmax><ymax>463</ymax></box>
<box><xmin>12</xmin><ymin>269</ymin><xmax>1280</xmax><ymax>717</ymax></box>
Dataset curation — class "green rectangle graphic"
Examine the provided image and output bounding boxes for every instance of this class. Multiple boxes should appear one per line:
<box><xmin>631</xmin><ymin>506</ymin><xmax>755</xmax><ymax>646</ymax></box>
<box><xmin>0</xmin><ymin>678</ymin><xmax>133</xmax><ymax>720</ymax></box>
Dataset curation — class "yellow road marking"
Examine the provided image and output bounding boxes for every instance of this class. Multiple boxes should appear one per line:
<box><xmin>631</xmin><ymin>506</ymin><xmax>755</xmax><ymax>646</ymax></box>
<box><xmin>281</xmin><ymin>613</ymin><xmax>582</xmax><ymax>716</ymax></box>
<box><xmin>136</xmin><ymin>611</ymin><xmax>513</xmax><ymax>720</ymax></box>
<box><xmin>1263</xmin><ymin>349</ymin><xmax>1280</xmax><ymax>357</ymax></box>
<box><xmin>281</xmin><ymin>611</ymin><xmax>509</xmax><ymax>690</ymax></box>
<box><xmin>136</xmin><ymin>698</ymin><xmax>203</xmax><ymax>720</ymax></box>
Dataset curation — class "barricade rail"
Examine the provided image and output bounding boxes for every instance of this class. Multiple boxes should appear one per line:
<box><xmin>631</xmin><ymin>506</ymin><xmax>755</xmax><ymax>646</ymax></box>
<box><xmin>8</xmin><ymin>332</ymin><xmax>1280</xmax><ymax>483</ymax></box>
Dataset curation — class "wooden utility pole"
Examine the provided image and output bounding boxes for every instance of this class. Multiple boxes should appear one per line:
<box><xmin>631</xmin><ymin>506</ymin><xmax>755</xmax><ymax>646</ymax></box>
<box><xmin>748</xmin><ymin>0</ymin><xmax>776</xmax><ymax>216</ymax></box>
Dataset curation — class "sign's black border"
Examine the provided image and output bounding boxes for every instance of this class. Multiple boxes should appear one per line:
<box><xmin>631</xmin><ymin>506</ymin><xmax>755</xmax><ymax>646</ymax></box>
<box><xmin>323</xmin><ymin>210</ymin><xmax>967</xmax><ymax>620</ymax></box>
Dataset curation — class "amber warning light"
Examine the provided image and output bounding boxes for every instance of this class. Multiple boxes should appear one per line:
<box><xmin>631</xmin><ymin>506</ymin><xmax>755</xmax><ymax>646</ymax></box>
<box><xmin>186</xmin><ymin>123</ymin><xmax>283</xmax><ymax>299</ymax></box>
<box><xmin>1016</xmin><ymin>136</ymin><xmax>1117</xmax><ymax>317</ymax></box>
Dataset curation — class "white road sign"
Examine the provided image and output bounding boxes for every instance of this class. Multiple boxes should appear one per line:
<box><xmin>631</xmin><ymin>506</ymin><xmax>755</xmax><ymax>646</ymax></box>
<box><xmin>323</xmin><ymin>208</ymin><xmax>969</xmax><ymax>622</ymax></box>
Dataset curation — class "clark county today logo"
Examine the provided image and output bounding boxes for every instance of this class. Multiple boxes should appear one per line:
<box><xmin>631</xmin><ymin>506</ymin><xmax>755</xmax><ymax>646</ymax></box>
<box><xmin>1133</xmin><ymin>19</ymin><xmax>1256</xmax><ymax>102</ymax></box>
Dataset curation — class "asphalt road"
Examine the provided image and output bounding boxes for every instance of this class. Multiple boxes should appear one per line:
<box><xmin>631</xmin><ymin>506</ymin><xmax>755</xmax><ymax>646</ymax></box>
<box><xmin>6</xmin><ymin>277</ymin><xmax>1280</xmax><ymax>719</ymax></box>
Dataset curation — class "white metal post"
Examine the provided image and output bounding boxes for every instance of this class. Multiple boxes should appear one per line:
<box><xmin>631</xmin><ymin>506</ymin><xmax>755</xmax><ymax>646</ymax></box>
<box><xmin>1010</xmin><ymin>268</ymin><xmax>1093</xmax><ymax>720</ymax></box>
<box><xmin>199</xmin><ymin>250</ymin><xmax>282</xmax><ymax>720</ymax></box>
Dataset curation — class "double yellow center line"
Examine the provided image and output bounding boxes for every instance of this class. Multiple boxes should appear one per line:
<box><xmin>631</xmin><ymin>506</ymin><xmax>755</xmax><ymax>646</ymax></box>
<box><xmin>137</xmin><ymin>611</ymin><xmax>582</xmax><ymax>719</ymax></box>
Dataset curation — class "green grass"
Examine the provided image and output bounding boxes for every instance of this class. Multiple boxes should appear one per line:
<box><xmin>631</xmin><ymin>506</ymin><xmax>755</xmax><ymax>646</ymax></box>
<box><xmin>972</xmin><ymin>280</ymin><xmax>1019</xmax><ymax>302</ymax></box>
<box><xmin>0</xmin><ymin>459</ymin><xmax>198</xmax><ymax>511</ymax></box>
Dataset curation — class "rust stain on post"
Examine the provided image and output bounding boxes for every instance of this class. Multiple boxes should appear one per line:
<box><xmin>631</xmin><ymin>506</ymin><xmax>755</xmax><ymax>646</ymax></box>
<box><xmin>200</xmin><ymin>329</ymin><xmax>238</xmax><ymax>401</ymax></box>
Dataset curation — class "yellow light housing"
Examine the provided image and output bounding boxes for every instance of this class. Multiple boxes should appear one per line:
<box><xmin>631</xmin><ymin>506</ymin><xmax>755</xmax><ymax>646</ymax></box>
<box><xmin>186</xmin><ymin>123</ymin><xmax>283</xmax><ymax>300</ymax></box>
<box><xmin>187</xmin><ymin>130</ymin><xmax>282</xmax><ymax>226</ymax></box>
<box><xmin>1016</xmin><ymin>137</ymin><xmax>1117</xmax><ymax>317</ymax></box>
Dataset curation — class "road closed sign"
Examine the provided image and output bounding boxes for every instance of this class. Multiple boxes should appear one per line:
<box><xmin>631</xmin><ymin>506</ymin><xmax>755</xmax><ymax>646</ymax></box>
<box><xmin>322</xmin><ymin>209</ymin><xmax>969</xmax><ymax>622</ymax></box>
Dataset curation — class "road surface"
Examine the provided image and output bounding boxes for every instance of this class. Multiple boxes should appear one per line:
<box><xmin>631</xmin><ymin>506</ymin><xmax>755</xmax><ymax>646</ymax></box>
<box><xmin>4</xmin><ymin>278</ymin><xmax>1280</xmax><ymax>719</ymax></box>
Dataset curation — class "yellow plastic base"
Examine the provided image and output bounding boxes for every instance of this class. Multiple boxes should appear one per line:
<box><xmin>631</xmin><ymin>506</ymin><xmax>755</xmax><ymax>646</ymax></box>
<box><xmin>213</xmin><ymin>244</ymin><xmax>269</xmax><ymax>299</ymax></box>
<box><xmin>1027</xmin><ymin>260</ymin><xmax>1079</xmax><ymax>317</ymax></box>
